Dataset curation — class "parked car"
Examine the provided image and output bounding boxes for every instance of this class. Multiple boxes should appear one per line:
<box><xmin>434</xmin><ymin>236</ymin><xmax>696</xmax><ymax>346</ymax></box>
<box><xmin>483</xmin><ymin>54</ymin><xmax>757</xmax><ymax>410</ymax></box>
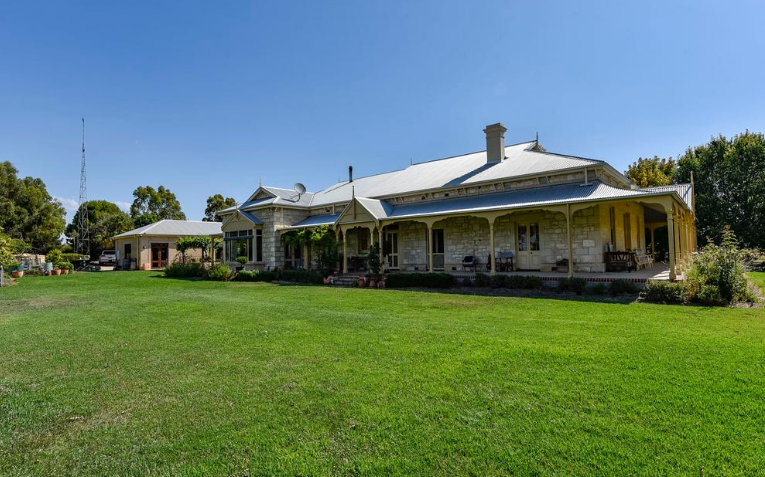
<box><xmin>99</xmin><ymin>250</ymin><xmax>117</xmax><ymax>265</ymax></box>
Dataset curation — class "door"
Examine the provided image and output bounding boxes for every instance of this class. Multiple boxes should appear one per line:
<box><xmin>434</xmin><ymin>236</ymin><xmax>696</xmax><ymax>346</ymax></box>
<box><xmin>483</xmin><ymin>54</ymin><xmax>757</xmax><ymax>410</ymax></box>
<box><xmin>516</xmin><ymin>222</ymin><xmax>540</xmax><ymax>270</ymax></box>
<box><xmin>151</xmin><ymin>243</ymin><xmax>168</xmax><ymax>269</ymax></box>
<box><xmin>384</xmin><ymin>231</ymin><xmax>399</xmax><ymax>270</ymax></box>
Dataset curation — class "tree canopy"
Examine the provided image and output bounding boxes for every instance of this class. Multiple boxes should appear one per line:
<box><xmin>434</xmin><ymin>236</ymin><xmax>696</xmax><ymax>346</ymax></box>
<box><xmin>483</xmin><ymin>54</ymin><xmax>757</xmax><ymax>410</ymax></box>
<box><xmin>625</xmin><ymin>156</ymin><xmax>677</xmax><ymax>188</ymax></box>
<box><xmin>130</xmin><ymin>185</ymin><xmax>186</xmax><ymax>227</ymax></box>
<box><xmin>66</xmin><ymin>200</ymin><xmax>134</xmax><ymax>258</ymax></box>
<box><xmin>675</xmin><ymin>131</ymin><xmax>765</xmax><ymax>248</ymax></box>
<box><xmin>204</xmin><ymin>194</ymin><xmax>236</xmax><ymax>221</ymax></box>
<box><xmin>0</xmin><ymin>161</ymin><xmax>66</xmax><ymax>253</ymax></box>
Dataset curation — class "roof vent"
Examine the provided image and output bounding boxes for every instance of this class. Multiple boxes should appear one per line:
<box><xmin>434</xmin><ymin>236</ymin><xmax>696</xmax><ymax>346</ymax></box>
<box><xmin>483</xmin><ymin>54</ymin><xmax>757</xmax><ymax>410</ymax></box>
<box><xmin>483</xmin><ymin>123</ymin><xmax>507</xmax><ymax>163</ymax></box>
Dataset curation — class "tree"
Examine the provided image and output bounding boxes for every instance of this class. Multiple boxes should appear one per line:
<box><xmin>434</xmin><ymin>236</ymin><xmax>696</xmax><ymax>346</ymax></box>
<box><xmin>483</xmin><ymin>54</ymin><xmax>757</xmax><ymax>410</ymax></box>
<box><xmin>65</xmin><ymin>200</ymin><xmax>134</xmax><ymax>258</ymax></box>
<box><xmin>625</xmin><ymin>156</ymin><xmax>677</xmax><ymax>188</ymax></box>
<box><xmin>204</xmin><ymin>194</ymin><xmax>236</xmax><ymax>221</ymax></box>
<box><xmin>0</xmin><ymin>161</ymin><xmax>66</xmax><ymax>253</ymax></box>
<box><xmin>675</xmin><ymin>131</ymin><xmax>765</xmax><ymax>248</ymax></box>
<box><xmin>176</xmin><ymin>236</ymin><xmax>197</xmax><ymax>264</ymax></box>
<box><xmin>130</xmin><ymin>185</ymin><xmax>186</xmax><ymax>227</ymax></box>
<box><xmin>0</xmin><ymin>226</ymin><xmax>30</xmax><ymax>269</ymax></box>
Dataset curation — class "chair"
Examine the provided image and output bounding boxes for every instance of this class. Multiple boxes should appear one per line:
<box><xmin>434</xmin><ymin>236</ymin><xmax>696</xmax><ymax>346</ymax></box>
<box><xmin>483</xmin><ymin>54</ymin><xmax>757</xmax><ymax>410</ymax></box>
<box><xmin>461</xmin><ymin>255</ymin><xmax>477</xmax><ymax>271</ymax></box>
<box><xmin>634</xmin><ymin>249</ymin><xmax>654</xmax><ymax>270</ymax></box>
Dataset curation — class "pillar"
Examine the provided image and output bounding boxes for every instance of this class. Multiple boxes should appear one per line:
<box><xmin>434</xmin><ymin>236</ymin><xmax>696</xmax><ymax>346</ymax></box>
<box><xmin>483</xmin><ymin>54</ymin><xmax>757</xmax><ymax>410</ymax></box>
<box><xmin>427</xmin><ymin>225</ymin><xmax>434</xmax><ymax>272</ymax></box>
<box><xmin>342</xmin><ymin>228</ymin><xmax>348</xmax><ymax>274</ymax></box>
<box><xmin>489</xmin><ymin>221</ymin><xmax>496</xmax><ymax>276</ymax></box>
<box><xmin>673</xmin><ymin>212</ymin><xmax>681</xmax><ymax>272</ymax></box>
<box><xmin>650</xmin><ymin>225</ymin><xmax>656</xmax><ymax>258</ymax></box>
<box><xmin>667</xmin><ymin>214</ymin><xmax>676</xmax><ymax>281</ymax></box>
<box><xmin>566</xmin><ymin>205</ymin><xmax>574</xmax><ymax>278</ymax></box>
<box><xmin>378</xmin><ymin>226</ymin><xmax>384</xmax><ymax>274</ymax></box>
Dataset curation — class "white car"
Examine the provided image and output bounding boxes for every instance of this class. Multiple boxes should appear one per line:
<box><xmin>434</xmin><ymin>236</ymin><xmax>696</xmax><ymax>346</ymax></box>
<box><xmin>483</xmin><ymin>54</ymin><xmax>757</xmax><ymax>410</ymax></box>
<box><xmin>99</xmin><ymin>250</ymin><xmax>117</xmax><ymax>265</ymax></box>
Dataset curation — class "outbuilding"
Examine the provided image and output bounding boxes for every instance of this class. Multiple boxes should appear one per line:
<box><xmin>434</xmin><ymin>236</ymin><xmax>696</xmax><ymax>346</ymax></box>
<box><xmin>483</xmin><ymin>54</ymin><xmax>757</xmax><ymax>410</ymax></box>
<box><xmin>112</xmin><ymin>220</ymin><xmax>222</xmax><ymax>270</ymax></box>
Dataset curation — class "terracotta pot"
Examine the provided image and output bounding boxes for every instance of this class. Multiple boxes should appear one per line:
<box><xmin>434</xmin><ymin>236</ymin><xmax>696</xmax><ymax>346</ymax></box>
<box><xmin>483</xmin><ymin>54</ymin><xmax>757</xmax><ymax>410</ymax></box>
<box><xmin>11</xmin><ymin>270</ymin><xmax>23</xmax><ymax>278</ymax></box>
<box><xmin>357</xmin><ymin>277</ymin><xmax>367</xmax><ymax>288</ymax></box>
<box><xmin>61</xmin><ymin>269</ymin><xmax>69</xmax><ymax>275</ymax></box>
<box><xmin>368</xmin><ymin>279</ymin><xmax>377</xmax><ymax>288</ymax></box>
<box><xmin>51</xmin><ymin>269</ymin><xmax>61</xmax><ymax>276</ymax></box>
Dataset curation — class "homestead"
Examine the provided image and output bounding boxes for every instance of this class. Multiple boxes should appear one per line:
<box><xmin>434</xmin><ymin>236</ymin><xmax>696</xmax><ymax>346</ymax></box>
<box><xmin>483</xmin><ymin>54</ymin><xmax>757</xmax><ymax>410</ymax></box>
<box><xmin>218</xmin><ymin>124</ymin><xmax>695</xmax><ymax>280</ymax></box>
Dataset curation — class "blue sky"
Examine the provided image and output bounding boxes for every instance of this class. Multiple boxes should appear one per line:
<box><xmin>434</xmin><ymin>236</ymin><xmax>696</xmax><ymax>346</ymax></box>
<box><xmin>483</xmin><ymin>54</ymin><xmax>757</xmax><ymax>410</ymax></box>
<box><xmin>1</xmin><ymin>1</ymin><xmax>763</xmax><ymax>224</ymax></box>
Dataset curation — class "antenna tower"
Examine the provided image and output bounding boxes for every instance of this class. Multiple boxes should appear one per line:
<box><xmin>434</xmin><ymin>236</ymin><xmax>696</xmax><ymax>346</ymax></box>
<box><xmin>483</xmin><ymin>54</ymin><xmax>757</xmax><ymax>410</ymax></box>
<box><xmin>77</xmin><ymin>118</ymin><xmax>90</xmax><ymax>257</ymax></box>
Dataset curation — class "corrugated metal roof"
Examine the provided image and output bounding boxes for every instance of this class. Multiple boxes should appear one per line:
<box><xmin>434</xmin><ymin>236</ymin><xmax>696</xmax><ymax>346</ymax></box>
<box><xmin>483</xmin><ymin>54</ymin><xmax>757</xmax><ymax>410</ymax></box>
<box><xmin>640</xmin><ymin>184</ymin><xmax>693</xmax><ymax>210</ymax></box>
<box><xmin>114</xmin><ymin>220</ymin><xmax>222</xmax><ymax>238</ymax></box>
<box><xmin>232</xmin><ymin>141</ymin><xmax>620</xmax><ymax>211</ymax></box>
<box><xmin>355</xmin><ymin>197</ymin><xmax>394</xmax><ymax>220</ymax></box>
<box><xmin>239</xmin><ymin>211</ymin><xmax>263</xmax><ymax>225</ymax></box>
<box><xmin>261</xmin><ymin>186</ymin><xmax>315</xmax><ymax>207</ymax></box>
<box><xmin>381</xmin><ymin>181</ymin><xmax>684</xmax><ymax>220</ymax></box>
<box><xmin>283</xmin><ymin>214</ymin><xmax>341</xmax><ymax>230</ymax></box>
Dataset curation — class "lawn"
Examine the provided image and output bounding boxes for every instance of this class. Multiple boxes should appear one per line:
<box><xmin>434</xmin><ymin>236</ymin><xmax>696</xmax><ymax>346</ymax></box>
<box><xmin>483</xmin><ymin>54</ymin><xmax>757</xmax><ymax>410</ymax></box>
<box><xmin>1</xmin><ymin>272</ymin><xmax>763</xmax><ymax>476</ymax></box>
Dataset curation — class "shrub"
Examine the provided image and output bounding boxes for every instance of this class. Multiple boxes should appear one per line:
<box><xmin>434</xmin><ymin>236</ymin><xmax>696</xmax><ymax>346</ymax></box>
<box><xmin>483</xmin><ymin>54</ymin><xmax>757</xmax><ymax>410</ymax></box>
<box><xmin>206</xmin><ymin>264</ymin><xmax>233</xmax><ymax>281</ymax></box>
<box><xmin>505</xmin><ymin>275</ymin><xmax>527</xmax><ymax>289</ymax></box>
<box><xmin>490</xmin><ymin>274</ymin><xmax>508</xmax><ymax>288</ymax></box>
<box><xmin>254</xmin><ymin>271</ymin><xmax>277</xmax><ymax>282</ymax></box>
<box><xmin>684</xmin><ymin>227</ymin><xmax>753</xmax><ymax>305</ymax></box>
<box><xmin>588</xmin><ymin>283</ymin><xmax>608</xmax><ymax>295</ymax></box>
<box><xmin>608</xmin><ymin>279</ymin><xmax>638</xmax><ymax>296</ymax></box>
<box><xmin>164</xmin><ymin>263</ymin><xmax>205</xmax><ymax>278</ymax></box>
<box><xmin>385</xmin><ymin>273</ymin><xmax>455</xmax><ymax>289</ymax></box>
<box><xmin>46</xmin><ymin>249</ymin><xmax>63</xmax><ymax>265</ymax></box>
<box><xmin>278</xmin><ymin>269</ymin><xmax>323</xmax><ymax>284</ymax></box>
<box><xmin>558</xmin><ymin>277</ymin><xmax>587</xmax><ymax>295</ymax></box>
<box><xmin>474</xmin><ymin>273</ymin><xmax>491</xmax><ymax>287</ymax></box>
<box><xmin>522</xmin><ymin>276</ymin><xmax>544</xmax><ymax>290</ymax></box>
<box><xmin>61</xmin><ymin>253</ymin><xmax>83</xmax><ymax>263</ymax></box>
<box><xmin>642</xmin><ymin>280</ymin><xmax>686</xmax><ymax>304</ymax></box>
<box><xmin>234</xmin><ymin>270</ymin><xmax>256</xmax><ymax>281</ymax></box>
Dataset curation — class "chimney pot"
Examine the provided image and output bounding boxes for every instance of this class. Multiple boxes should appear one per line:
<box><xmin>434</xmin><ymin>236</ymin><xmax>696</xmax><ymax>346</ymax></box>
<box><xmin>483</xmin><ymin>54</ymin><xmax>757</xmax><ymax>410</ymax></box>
<box><xmin>484</xmin><ymin>123</ymin><xmax>507</xmax><ymax>163</ymax></box>
<box><xmin>348</xmin><ymin>165</ymin><xmax>353</xmax><ymax>182</ymax></box>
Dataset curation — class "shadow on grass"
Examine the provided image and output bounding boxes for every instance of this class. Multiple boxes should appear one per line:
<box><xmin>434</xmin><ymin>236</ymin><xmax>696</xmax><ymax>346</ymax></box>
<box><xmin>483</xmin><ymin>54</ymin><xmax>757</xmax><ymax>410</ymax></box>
<box><xmin>384</xmin><ymin>285</ymin><xmax>640</xmax><ymax>304</ymax></box>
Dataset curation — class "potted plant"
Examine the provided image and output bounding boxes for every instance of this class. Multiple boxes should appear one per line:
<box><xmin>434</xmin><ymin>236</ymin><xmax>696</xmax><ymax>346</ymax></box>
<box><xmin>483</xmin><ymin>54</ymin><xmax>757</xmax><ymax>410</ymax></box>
<box><xmin>236</xmin><ymin>256</ymin><xmax>248</xmax><ymax>271</ymax></box>
<box><xmin>9</xmin><ymin>261</ymin><xmax>24</xmax><ymax>278</ymax></box>
<box><xmin>367</xmin><ymin>243</ymin><xmax>382</xmax><ymax>288</ymax></box>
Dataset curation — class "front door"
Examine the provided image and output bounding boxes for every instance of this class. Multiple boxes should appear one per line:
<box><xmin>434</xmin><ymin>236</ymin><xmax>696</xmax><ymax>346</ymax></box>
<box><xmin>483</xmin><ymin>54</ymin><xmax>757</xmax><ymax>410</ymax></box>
<box><xmin>517</xmin><ymin>222</ymin><xmax>540</xmax><ymax>270</ymax></box>
<box><xmin>151</xmin><ymin>243</ymin><xmax>168</xmax><ymax>269</ymax></box>
<box><xmin>384</xmin><ymin>231</ymin><xmax>399</xmax><ymax>270</ymax></box>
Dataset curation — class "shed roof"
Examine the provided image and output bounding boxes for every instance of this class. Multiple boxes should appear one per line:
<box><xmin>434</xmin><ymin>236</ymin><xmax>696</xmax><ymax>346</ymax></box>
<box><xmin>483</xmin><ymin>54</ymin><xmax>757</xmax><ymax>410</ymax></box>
<box><xmin>113</xmin><ymin>220</ymin><xmax>223</xmax><ymax>238</ymax></box>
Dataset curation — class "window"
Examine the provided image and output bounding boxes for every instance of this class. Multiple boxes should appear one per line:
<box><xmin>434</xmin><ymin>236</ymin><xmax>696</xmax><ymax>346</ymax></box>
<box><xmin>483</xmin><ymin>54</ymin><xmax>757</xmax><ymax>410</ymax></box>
<box><xmin>224</xmin><ymin>229</ymin><xmax>254</xmax><ymax>262</ymax></box>
<box><xmin>529</xmin><ymin>223</ymin><xmax>539</xmax><ymax>251</ymax></box>
<box><xmin>256</xmin><ymin>229</ymin><xmax>263</xmax><ymax>262</ymax></box>
<box><xmin>358</xmin><ymin>232</ymin><xmax>369</xmax><ymax>253</ymax></box>
<box><xmin>431</xmin><ymin>229</ymin><xmax>444</xmax><ymax>254</ymax></box>
<box><xmin>623</xmin><ymin>213</ymin><xmax>632</xmax><ymax>250</ymax></box>
<box><xmin>609</xmin><ymin>207</ymin><xmax>616</xmax><ymax>247</ymax></box>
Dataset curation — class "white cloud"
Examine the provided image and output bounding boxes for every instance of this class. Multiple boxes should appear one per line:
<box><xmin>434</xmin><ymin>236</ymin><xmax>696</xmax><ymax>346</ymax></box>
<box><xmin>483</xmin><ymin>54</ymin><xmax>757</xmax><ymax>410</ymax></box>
<box><xmin>114</xmin><ymin>201</ymin><xmax>131</xmax><ymax>212</ymax></box>
<box><xmin>55</xmin><ymin>197</ymin><xmax>80</xmax><ymax>213</ymax></box>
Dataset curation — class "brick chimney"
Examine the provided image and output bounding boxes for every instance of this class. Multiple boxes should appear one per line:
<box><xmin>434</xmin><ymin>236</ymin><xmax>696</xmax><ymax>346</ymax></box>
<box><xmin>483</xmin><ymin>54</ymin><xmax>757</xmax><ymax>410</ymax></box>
<box><xmin>483</xmin><ymin>123</ymin><xmax>507</xmax><ymax>163</ymax></box>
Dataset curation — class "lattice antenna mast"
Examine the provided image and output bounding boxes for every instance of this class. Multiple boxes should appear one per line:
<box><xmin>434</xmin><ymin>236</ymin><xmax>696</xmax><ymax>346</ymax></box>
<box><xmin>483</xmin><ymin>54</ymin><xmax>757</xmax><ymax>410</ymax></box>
<box><xmin>77</xmin><ymin>117</ymin><xmax>90</xmax><ymax>257</ymax></box>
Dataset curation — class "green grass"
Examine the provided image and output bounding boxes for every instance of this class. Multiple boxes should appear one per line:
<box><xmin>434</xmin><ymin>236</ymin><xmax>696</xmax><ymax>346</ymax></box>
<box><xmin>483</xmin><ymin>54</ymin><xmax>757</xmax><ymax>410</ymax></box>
<box><xmin>748</xmin><ymin>271</ymin><xmax>765</xmax><ymax>294</ymax></box>
<box><xmin>1</xmin><ymin>272</ymin><xmax>764</xmax><ymax>476</ymax></box>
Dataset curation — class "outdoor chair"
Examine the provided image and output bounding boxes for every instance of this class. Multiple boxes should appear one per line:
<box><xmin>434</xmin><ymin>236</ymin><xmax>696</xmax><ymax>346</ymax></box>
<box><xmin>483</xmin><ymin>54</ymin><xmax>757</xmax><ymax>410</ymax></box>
<box><xmin>461</xmin><ymin>255</ymin><xmax>477</xmax><ymax>271</ymax></box>
<box><xmin>634</xmin><ymin>249</ymin><xmax>653</xmax><ymax>269</ymax></box>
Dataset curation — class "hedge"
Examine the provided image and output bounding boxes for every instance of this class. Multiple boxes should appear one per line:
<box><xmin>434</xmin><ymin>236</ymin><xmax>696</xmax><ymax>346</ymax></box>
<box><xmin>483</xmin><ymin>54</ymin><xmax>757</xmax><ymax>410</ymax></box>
<box><xmin>385</xmin><ymin>273</ymin><xmax>455</xmax><ymax>289</ymax></box>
